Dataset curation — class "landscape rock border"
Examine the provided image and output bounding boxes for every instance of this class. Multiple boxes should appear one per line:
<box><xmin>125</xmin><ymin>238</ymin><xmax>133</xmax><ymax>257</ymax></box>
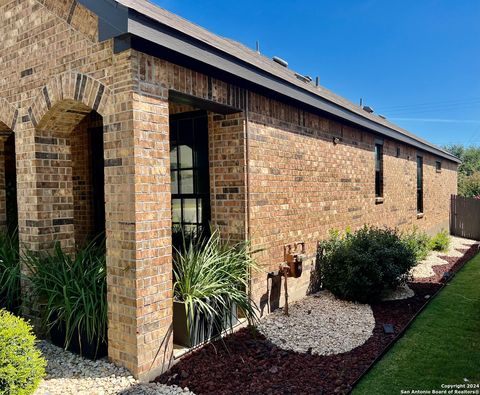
<box><xmin>412</xmin><ymin>236</ymin><xmax>478</xmax><ymax>280</ymax></box>
<box><xmin>34</xmin><ymin>341</ymin><xmax>194</xmax><ymax>395</ymax></box>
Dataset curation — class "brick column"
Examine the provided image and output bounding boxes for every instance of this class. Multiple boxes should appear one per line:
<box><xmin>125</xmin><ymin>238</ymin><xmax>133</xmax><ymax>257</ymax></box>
<box><xmin>15</xmin><ymin>120</ymin><xmax>44</xmax><ymax>325</ymax></box>
<box><xmin>208</xmin><ymin>112</ymin><xmax>248</xmax><ymax>243</ymax></box>
<box><xmin>0</xmin><ymin>136</ymin><xmax>7</xmax><ymax>232</ymax></box>
<box><xmin>105</xmin><ymin>90</ymin><xmax>172</xmax><ymax>380</ymax></box>
<box><xmin>16</xmin><ymin>121</ymin><xmax>46</xmax><ymax>253</ymax></box>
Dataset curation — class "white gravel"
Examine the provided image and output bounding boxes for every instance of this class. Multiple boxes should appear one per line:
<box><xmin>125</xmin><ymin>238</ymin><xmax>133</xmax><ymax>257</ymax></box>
<box><xmin>412</xmin><ymin>236</ymin><xmax>478</xmax><ymax>279</ymax></box>
<box><xmin>34</xmin><ymin>341</ymin><xmax>194</xmax><ymax>395</ymax></box>
<box><xmin>411</xmin><ymin>254</ymin><xmax>448</xmax><ymax>279</ymax></box>
<box><xmin>381</xmin><ymin>283</ymin><xmax>415</xmax><ymax>301</ymax></box>
<box><xmin>257</xmin><ymin>291</ymin><xmax>375</xmax><ymax>356</ymax></box>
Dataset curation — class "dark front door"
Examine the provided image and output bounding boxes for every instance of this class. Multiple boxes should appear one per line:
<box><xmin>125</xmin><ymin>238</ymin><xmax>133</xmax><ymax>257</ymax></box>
<box><xmin>170</xmin><ymin>111</ymin><xmax>211</xmax><ymax>247</ymax></box>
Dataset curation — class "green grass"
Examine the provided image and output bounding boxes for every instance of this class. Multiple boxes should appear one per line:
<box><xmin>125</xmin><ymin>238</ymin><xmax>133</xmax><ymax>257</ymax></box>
<box><xmin>353</xmin><ymin>253</ymin><xmax>480</xmax><ymax>395</ymax></box>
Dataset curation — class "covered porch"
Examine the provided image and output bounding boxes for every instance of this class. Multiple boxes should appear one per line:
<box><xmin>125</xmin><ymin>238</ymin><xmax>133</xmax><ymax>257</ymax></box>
<box><xmin>8</xmin><ymin>71</ymin><xmax>250</xmax><ymax>380</ymax></box>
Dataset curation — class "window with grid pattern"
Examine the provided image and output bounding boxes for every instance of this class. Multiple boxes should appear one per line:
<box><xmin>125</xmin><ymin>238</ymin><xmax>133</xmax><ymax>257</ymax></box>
<box><xmin>417</xmin><ymin>156</ymin><xmax>424</xmax><ymax>213</ymax></box>
<box><xmin>375</xmin><ymin>143</ymin><xmax>384</xmax><ymax>198</ymax></box>
<box><xmin>170</xmin><ymin>111</ymin><xmax>211</xmax><ymax>243</ymax></box>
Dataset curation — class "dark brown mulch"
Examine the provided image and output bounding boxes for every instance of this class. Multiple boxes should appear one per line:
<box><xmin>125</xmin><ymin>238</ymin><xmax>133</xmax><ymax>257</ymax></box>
<box><xmin>156</xmin><ymin>246</ymin><xmax>478</xmax><ymax>395</ymax></box>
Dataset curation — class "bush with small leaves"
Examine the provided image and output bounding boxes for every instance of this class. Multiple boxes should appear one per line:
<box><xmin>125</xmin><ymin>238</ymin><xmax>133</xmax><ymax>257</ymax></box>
<box><xmin>401</xmin><ymin>227</ymin><xmax>431</xmax><ymax>262</ymax></box>
<box><xmin>318</xmin><ymin>226</ymin><xmax>416</xmax><ymax>303</ymax></box>
<box><xmin>429</xmin><ymin>229</ymin><xmax>451</xmax><ymax>252</ymax></box>
<box><xmin>0</xmin><ymin>309</ymin><xmax>46</xmax><ymax>395</ymax></box>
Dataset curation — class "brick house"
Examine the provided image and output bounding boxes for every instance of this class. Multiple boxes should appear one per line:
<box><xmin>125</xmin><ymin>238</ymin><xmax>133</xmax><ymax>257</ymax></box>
<box><xmin>0</xmin><ymin>0</ymin><xmax>459</xmax><ymax>381</ymax></box>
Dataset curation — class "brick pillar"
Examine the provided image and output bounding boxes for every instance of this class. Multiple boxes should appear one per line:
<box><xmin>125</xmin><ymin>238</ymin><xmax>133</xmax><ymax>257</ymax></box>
<box><xmin>15</xmin><ymin>121</ymin><xmax>46</xmax><ymax>325</ymax></box>
<box><xmin>0</xmin><ymin>136</ymin><xmax>7</xmax><ymax>232</ymax></box>
<box><xmin>208</xmin><ymin>112</ymin><xmax>248</xmax><ymax>242</ymax></box>
<box><xmin>105</xmin><ymin>90</ymin><xmax>172</xmax><ymax>380</ymax></box>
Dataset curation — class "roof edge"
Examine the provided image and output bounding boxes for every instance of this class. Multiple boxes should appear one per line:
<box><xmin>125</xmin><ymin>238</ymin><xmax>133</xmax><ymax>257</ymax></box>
<box><xmin>78</xmin><ymin>0</ymin><xmax>461</xmax><ymax>164</ymax></box>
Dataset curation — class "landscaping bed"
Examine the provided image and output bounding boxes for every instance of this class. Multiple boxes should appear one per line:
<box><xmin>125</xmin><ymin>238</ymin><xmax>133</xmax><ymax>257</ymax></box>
<box><xmin>416</xmin><ymin>245</ymin><xmax>479</xmax><ymax>283</ymax></box>
<box><xmin>411</xmin><ymin>236</ymin><xmax>478</xmax><ymax>282</ymax></box>
<box><xmin>157</xmin><ymin>283</ymin><xmax>438</xmax><ymax>394</ymax></box>
<box><xmin>157</xmin><ymin>242</ymin><xmax>479</xmax><ymax>395</ymax></box>
<box><xmin>35</xmin><ymin>341</ymin><xmax>194</xmax><ymax>395</ymax></box>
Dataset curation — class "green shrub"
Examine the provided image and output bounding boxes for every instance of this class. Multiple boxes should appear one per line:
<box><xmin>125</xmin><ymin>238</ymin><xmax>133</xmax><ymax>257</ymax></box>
<box><xmin>24</xmin><ymin>238</ymin><xmax>107</xmax><ymax>358</ymax></box>
<box><xmin>429</xmin><ymin>230</ymin><xmax>451</xmax><ymax>252</ymax></box>
<box><xmin>0</xmin><ymin>309</ymin><xmax>46</xmax><ymax>395</ymax></box>
<box><xmin>401</xmin><ymin>227</ymin><xmax>431</xmax><ymax>262</ymax></box>
<box><xmin>0</xmin><ymin>230</ymin><xmax>20</xmax><ymax>314</ymax></box>
<box><xmin>174</xmin><ymin>229</ymin><xmax>259</xmax><ymax>342</ymax></box>
<box><xmin>318</xmin><ymin>226</ymin><xmax>416</xmax><ymax>303</ymax></box>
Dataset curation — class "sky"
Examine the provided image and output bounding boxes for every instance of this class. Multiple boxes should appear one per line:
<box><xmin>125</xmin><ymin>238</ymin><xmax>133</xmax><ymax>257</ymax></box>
<box><xmin>152</xmin><ymin>0</ymin><xmax>480</xmax><ymax>148</ymax></box>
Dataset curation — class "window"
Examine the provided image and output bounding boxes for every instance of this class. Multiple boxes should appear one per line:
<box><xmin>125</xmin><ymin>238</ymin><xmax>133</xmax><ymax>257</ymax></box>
<box><xmin>170</xmin><ymin>111</ymin><xmax>211</xmax><ymax>244</ymax></box>
<box><xmin>396</xmin><ymin>147</ymin><xmax>401</xmax><ymax>158</ymax></box>
<box><xmin>436</xmin><ymin>160</ymin><xmax>442</xmax><ymax>173</ymax></box>
<box><xmin>417</xmin><ymin>156</ymin><xmax>423</xmax><ymax>214</ymax></box>
<box><xmin>375</xmin><ymin>143</ymin><xmax>384</xmax><ymax>198</ymax></box>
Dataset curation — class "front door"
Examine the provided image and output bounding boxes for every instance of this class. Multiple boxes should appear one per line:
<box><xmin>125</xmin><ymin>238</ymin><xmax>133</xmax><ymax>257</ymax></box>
<box><xmin>170</xmin><ymin>111</ymin><xmax>211</xmax><ymax>247</ymax></box>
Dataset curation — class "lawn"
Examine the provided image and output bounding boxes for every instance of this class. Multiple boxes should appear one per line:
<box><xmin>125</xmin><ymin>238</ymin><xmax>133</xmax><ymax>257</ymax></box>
<box><xmin>353</xmin><ymin>252</ymin><xmax>480</xmax><ymax>394</ymax></box>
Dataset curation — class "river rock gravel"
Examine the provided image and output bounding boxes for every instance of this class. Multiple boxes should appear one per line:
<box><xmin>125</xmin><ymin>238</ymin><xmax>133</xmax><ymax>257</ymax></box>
<box><xmin>257</xmin><ymin>290</ymin><xmax>375</xmax><ymax>356</ymax></box>
<box><xmin>35</xmin><ymin>341</ymin><xmax>194</xmax><ymax>395</ymax></box>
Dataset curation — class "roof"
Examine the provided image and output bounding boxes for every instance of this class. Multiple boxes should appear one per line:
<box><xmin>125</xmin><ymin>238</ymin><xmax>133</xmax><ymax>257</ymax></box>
<box><xmin>77</xmin><ymin>0</ymin><xmax>460</xmax><ymax>163</ymax></box>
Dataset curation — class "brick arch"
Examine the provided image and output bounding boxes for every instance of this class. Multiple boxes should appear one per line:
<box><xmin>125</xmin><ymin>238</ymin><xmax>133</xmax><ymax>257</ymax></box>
<box><xmin>0</xmin><ymin>98</ymin><xmax>18</xmax><ymax>133</ymax></box>
<box><xmin>28</xmin><ymin>72</ymin><xmax>112</xmax><ymax>130</ymax></box>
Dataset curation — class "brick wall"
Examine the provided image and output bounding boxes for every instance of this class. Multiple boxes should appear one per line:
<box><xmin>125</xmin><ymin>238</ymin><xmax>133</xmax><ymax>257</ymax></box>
<box><xmin>0</xmin><ymin>0</ymin><xmax>458</xmax><ymax>381</ymax></box>
<box><xmin>0</xmin><ymin>0</ymin><xmax>174</xmax><ymax>380</ymax></box>
<box><xmin>135</xmin><ymin>50</ymin><xmax>457</xmax><ymax>314</ymax></box>
<box><xmin>0</xmin><ymin>136</ymin><xmax>7</xmax><ymax>230</ymax></box>
<box><xmin>246</xmin><ymin>92</ymin><xmax>457</xmax><ymax>310</ymax></box>
<box><xmin>208</xmin><ymin>112</ymin><xmax>248</xmax><ymax>242</ymax></box>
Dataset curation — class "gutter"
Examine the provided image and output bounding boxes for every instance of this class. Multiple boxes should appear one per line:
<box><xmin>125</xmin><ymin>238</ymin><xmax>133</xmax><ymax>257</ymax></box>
<box><xmin>78</xmin><ymin>0</ymin><xmax>461</xmax><ymax>164</ymax></box>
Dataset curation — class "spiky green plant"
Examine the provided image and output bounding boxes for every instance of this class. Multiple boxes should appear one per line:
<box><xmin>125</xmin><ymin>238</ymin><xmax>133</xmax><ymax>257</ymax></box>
<box><xmin>0</xmin><ymin>229</ymin><xmax>20</xmax><ymax>313</ymax></box>
<box><xmin>173</xmin><ymin>229</ymin><xmax>258</xmax><ymax>343</ymax></box>
<box><xmin>24</xmin><ymin>238</ymin><xmax>106</xmax><ymax>358</ymax></box>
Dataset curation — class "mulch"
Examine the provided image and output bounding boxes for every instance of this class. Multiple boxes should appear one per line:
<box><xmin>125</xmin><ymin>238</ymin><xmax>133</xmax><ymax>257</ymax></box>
<box><xmin>156</xmin><ymin>244</ymin><xmax>479</xmax><ymax>395</ymax></box>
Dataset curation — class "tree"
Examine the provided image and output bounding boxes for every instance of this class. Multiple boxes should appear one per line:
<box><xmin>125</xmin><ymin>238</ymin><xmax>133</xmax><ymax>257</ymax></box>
<box><xmin>458</xmin><ymin>172</ymin><xmax>480</xmax><ymax>197</ymax></box>
<box><xmin>443</xmin><ymin>145</ymin><xmax>480</xmax><ymax>198</ymax></box>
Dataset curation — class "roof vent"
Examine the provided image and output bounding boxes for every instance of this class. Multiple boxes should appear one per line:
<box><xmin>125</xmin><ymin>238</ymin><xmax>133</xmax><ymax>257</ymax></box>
<box><xmin>273</xmin><ymin>56</ymin><xmax>288</xmax><ymax>68</ymax></box>
<box><xmin>295</xmin><ymin>73</ymin><xmax>312</xmax><ymax>83</ymax></box>
<box><xmin>378</xmin><ymin>114</ymin><xmax>386</xmax><ymax>119</ymax></box>
<box><xmin>363</xmin><ymin>105</ymin><xmax>374</xmax><ymax>113</ymax></box>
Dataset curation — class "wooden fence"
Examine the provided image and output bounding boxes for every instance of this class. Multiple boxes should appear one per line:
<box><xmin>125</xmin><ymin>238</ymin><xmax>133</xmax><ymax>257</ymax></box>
<box><xmin>450</xmin><ymin>195</ymin><xmax>480</xmax><ymax>240</ymax></box>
